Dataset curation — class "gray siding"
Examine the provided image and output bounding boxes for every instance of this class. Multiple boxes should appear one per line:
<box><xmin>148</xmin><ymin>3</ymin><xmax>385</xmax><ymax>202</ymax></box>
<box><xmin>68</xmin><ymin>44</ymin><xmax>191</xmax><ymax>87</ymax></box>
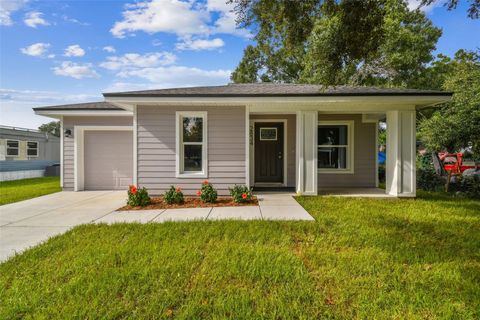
<box><xmin>63</xmin><ymin>116</ymin><xmax>133</xmax><ymax>190</ymax></box>
<box><xmin>318</xmin><ymin>114</ymin><xmax>376</xmax><ymax>188</ymax></box>
<box><xmin>250</xmin><ymin>114</ymin><xmax>296</xmax><ymax>187</ymax></box>
<box><xmin>137</xmin><ymin>105</ymin><xmax>246</xmax><ymax>196</ymax></box>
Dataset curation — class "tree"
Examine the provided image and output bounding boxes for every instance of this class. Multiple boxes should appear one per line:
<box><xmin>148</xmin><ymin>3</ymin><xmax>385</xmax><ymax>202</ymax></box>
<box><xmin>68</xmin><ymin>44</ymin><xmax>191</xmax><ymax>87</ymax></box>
<box><xmin>38</xmin><ymin>121</ymin><xmax>60</xmax><ymax>137</ymax></box>
<box><xmin>229</xmin><ymin>0</ymin><xmax>441</xmax><ymax>87</ymax></box>
<box><xmin>418</xmin><ymin>50</ymin><xmax>480</xmax><ymax>157</ymax></box>
<box><xmin>419</xmin><ymin>0</ymin><xmax>480</xmax><ymax>19</ymax></box>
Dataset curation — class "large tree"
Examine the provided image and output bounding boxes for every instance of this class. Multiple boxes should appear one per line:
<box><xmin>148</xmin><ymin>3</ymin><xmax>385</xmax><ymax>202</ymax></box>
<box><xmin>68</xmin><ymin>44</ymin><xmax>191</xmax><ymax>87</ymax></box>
<box><xmin>418</xmin><ymin>50</ymin><xmax>480</xmax><ymax>157</ymax></box>
<box><xmin>230</xmin><ymin>0</ymin><xmax>441</xmax><ymax>87</ymax></box>
<box><xmin>38</xmin><ymin>121</ymin><xmax>60</xmax><ymax>137</ymax></box>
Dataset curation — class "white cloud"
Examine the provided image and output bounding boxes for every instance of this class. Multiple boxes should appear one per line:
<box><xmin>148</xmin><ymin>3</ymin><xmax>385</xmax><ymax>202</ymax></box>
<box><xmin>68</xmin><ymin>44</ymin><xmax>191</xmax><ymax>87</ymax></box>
<box><xmin>176</xmin><ymin>37</ymin><xmax>224</xmax><ymax>51</ymax></box>
<box><xmin>100</xmin><ymin>52</ymin><xmax>177</xmax><ymax>71</ymax></box>
<box><xmin>52</xmin><ymin>61</ymin><xmax>99</xmax><ymax>79</ymax></box>
<box><xmin>24</xmin><ymin>11</ymin><xmax>49</xmax><ymax>28</ymax></box>
<box><xmin>0</xmin><ymin>88</ymin><xmax>100</xmax><ymax>104</ymax></box>
<box><xmin>62</xmin><ymin>15</ymin><xmax>89</xmax><ymax>26</ymax></box>
<box><xmin>0</xmin><ymin>0</ymin><xmax>27</xmax><ymax>26</ymax></box>
<box><xmin>407</xmin><ymin>0</ymin><xmax>445</xmax><ymax>13</ymax></box>
<box><xmin>111</xmin><ymin>0</ymin><xmax>210</xmax><ymax>38</ymax></box>
<box><xmin>206</xmin><ymin>0</ymin><xmax>249</xmax><ymax>37</ymax></box>
<box><xmin>64</xmin><ymin>44</ymin><xmax>85</xmax><ymax>57</ymax></box>
<box><xmin>20</xmin><ymin>42</ymin><xmax>50</xmax><ymax>57</ymax></box>
<box><xmin>103</xmin><ymin>46</ymin><xmax>116</xmax><ymax>53</ymax></box>
<box><xmin>116</xmin><ymin>65</ymin><xmax>230</xmax><ymax>87</ymax></box>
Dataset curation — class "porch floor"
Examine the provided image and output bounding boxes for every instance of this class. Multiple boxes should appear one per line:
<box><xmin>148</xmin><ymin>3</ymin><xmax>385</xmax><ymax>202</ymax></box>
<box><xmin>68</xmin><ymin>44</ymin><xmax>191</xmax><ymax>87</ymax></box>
<box><xmin>317</xmin><ymin>188</ymin><xmax>395</xmax><ymax>198</ymax></box>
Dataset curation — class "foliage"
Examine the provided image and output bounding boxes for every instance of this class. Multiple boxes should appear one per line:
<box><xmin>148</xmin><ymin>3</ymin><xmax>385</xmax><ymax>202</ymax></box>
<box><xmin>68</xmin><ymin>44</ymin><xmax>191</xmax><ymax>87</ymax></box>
<box><xmin>416</xmin><ymin>153</ymin><xmax>445</xmax><ymax>191</ymax></box>
<box><xmin>419</xmin><ymin>0</ymin><xmax>480</xmax><ymax>19</ymax></box>
<box><xmin>163</xmin><ymin>185</ymin><xmax>184</xmax><ymax>205</ymax></box>
<box><xmin>418</xmin><ymin>50</ymin><xmax>480</xmax><ymax>158</ymax></box>
<box><xmin>0</xmin><ymin>177</ymin><xmax>61</xmax><ymax>205</ymax></box>
<box><xmin>127</xmin><ymin>185</ymin><xmax>151</xmax><ymax>207</ymax></box>
<box><xmin>38</xmin><ymin>121</ymin><xmax>60</xmax><ymax>137</ymax></box>
<box><xmin>197</xmin><ymin>180</ymin><xmax>217</xmax><ymax>203</ymax></box>
<box><xmin>229</xmin><ymin>185</ymin><xmax>253</xmax><ymax>203</ymax></box>
<box><xmin>229</xmin><ymin>0</ymin><xmax>441</xmax><ymax>87</ymax></box>
<box><xmin>1</xmin><ymin>193</ymin><xmax>479</xmax><ymax>318</ymax></box>
<box><xmin>457</xmin><ymin>174</ymin><xmax>480</xmax><ymax>199</ymax></box>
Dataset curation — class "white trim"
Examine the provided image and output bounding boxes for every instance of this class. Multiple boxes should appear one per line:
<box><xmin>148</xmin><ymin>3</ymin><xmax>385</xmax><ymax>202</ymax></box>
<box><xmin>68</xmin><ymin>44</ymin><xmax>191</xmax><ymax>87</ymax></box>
<box><xmin>175</xmin><ymin>111</ymin><xmax>208</xmax><ymax>179</ymax></box>
<box><xmin>34</xmin><ymin>110</ymin><xmax>133</xmax><ymax>119</ymax></box>
<box><xmin>74</xmin><ymin>126</ymin><xmax>133</xmax><ymax>191</ymax></box>
<box><xmin>6</xmin><ymin>139</ymin><xmax>20</xmax><ymax>157</ymax></box>
<box><xmin>250</xmin><ymin>119</ymin><xmax>288</xmax><ymax>187</ymax></box>
<box><xmin>133</xmin><ymin>106</ymin><xmax>138</xmax><ymax>185</ymax></box>
<box><xmin>245</xmin><ymin>106</ymin><xmax>250</xmax><ymax>187</ymax></box>
<box><xmin>296</xmin><ymin>112</ymin><xmax>304</xmax><ymax>194</ymax></box>
<box><xmin>317</xmin><ymin>120</ymin><xmax>354</xmax><ymax>174</ymax></box>
<box><xmin>26</xmin><ymin>141</ymin><xmax>39</xmax><ymax>157</ymax></box>
<box><xmin>60</xmin><ymin>116</ymin><xmax>63</xmax><ymax>187</ymax></box>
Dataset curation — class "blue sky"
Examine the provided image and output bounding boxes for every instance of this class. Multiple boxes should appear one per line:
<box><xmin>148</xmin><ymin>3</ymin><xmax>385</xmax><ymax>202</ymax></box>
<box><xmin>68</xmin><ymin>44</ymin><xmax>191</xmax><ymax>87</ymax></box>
<box><xmin>0</xmin><ymin>0</ymin><xmax>479</xmax><ymax>129</ymax></box>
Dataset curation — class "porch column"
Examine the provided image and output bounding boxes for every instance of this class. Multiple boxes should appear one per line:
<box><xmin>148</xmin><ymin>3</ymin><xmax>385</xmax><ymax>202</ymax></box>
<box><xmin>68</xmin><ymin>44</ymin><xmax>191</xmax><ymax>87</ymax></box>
<box><xmin>296</xmin><ymin>111</ymin><xmax>318</xmax><ymax>195</ymax></box>
<box><xmin>386</xmin><ymin>110</ymin><xmax>416</xmax><ymax>197</ymax></box>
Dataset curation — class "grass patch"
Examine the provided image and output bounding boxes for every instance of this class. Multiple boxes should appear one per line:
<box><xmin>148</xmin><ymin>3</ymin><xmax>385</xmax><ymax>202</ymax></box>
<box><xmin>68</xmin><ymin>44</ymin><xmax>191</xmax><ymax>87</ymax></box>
<box><xmin>0</xmin><ymin>176</ymin><xmax>61</xmax><ymax>205</ymax></box>
<box><xmin>1</xmin><ymin>191</ymin><xmax>479</xmax><ymax>318</ymax></box>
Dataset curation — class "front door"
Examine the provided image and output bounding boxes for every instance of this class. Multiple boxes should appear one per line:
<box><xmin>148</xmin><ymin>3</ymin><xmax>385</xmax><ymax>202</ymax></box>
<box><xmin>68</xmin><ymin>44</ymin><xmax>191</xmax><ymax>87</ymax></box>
<box><xmin>254</xmin><ymin>122</ymin><xmax>284</xmax><ymax>183</ymax></box>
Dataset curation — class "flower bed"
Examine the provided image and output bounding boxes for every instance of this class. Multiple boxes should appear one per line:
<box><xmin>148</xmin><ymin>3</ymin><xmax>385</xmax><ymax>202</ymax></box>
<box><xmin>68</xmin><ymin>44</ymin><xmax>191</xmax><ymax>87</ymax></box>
<box><xmin>118</xmin><ymin>196</ymin><xmax>258</xmax><ymax>211</ymax></box>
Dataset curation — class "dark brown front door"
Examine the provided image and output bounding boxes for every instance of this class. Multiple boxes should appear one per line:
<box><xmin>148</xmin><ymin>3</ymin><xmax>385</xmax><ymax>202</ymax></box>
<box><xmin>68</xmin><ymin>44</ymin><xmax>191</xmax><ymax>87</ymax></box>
<box><xmin>255</xmin><ymin>122</ymin><xmax>284</xmax><ymax>183</ymax></box>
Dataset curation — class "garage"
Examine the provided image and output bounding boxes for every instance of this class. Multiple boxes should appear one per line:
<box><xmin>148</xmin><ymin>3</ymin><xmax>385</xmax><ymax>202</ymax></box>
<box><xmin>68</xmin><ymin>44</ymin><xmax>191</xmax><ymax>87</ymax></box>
<box><xmin>83</xmin><ymin>130</ymin><xmax>133</xmax><ymax>190</ymax></box>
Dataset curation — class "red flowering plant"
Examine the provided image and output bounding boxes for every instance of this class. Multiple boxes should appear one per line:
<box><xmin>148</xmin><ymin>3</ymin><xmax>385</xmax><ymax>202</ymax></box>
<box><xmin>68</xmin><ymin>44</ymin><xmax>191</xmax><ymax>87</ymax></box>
<box><xmin>229</xmin><ymin>185</ymin><xmax>253</xmax><ymax>203</ymax></box>
<box><xmin>198</xmin><ymin>180</ymin><xmax>218</xmax><ymax>203</ymax></box>
<box><xmin>127</xmin><ymin>185</ymin><xmax>151</xmax><ymax>207</ymax></box>
<box><xmin>164</xmin><ymin>185</ymin><xmax>184</xmax><ymax>204</ymax></box>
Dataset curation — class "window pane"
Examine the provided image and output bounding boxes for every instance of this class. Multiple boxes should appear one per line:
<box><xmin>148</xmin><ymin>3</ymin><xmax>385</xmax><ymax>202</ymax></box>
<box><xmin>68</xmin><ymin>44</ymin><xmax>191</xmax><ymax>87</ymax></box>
<box><xmin>27</xmin><ymin>142</ymin><xmax>38</xmax><ymax>148</ymax></box>
<box><xmin>7</xmin><ymin>141</ymin><xmax>18</xmax><ymax>148</ymax></box>
<box><xmin>184</xmin><ymin>144</ymin><xmax>202</xmax><ymax>172</ymax></box>
<box><xmin>183</xmin><ymin>117</ymin><xmax>203</xmax><ymax>142</ymax></box>
<box><xmin>7</xmin><ymin>148</ymin><xmax>18</xmax><ymax>156</ymax></box>
<box><xmin>318</xmin><ymin>125</ymin><xmax>348</xmax><ymax>145</ymax></box>
<box><xmin>27</xmin><ymin>149</ymin><xmax>37</xmax><ymax>156</ymax></box>
<box><xmin>318</xmin><ymin>147</ymin><xmax>347</xmax><ymax>169</ymax></box>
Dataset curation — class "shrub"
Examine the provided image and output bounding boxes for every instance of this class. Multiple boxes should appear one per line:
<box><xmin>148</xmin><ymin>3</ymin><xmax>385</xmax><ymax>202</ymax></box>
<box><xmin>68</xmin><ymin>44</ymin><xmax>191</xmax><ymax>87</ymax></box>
<box><xmin>164</xmin><ymin>186</ymin><xmax>184</xmax><ymax>204</ymax></box>
<box><xmin>197</xmin><ymin>180</ymin><xmax>217</xmax><ymax>203</ymax></box>
<box><xmin>127</xmin><ymin>185</ymin><xmax>151</xmax><ymax>207</ymax></box>
<box><xmin>416</xmin><ymin>153</ymin><xmax>445</xmax><ymax>191</ymax></box>
<box><xmin>457</xmin><ymin>174</ymin><xmax>480</xmax><ymax>199</ymax></box>
<box><xmin>229</xmin><ymin>185</ymin><xmax>253</xmax><ymax>203</ymax></box>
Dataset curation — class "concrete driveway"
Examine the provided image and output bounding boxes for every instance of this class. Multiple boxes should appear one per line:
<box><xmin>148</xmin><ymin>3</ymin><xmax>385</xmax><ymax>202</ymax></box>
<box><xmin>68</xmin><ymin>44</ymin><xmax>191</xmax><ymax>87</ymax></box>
<box><xmin>0</xmin><ymin>191</ymin><xmax>126</xmax><ymax>262</ymax></box>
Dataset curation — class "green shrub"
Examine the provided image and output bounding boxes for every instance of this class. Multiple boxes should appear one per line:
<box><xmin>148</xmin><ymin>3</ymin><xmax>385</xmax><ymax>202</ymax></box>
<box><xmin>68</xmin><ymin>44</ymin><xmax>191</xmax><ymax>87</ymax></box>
<box><xmin>457</xmin><ymin>174</ymin><xmax>480</xmax><ymax>199</ymax></box>
<box><xmin>416</xmin><ymin>153</ymin><xmax>445</xmax><ymax>191</ymax></box>
<box><xmin>229</xmin><ymin>185</ymin><xmax>253</xmax><ymax>203</ymax></box>
<box><xmin>164</xmin><ymin>186</ymin><xmax>184</xmax><ymax>204</ymax></box>
<box><xmin>127</xmin><ymin>185</ymin><xmax>151</xmax><ymax>207</ymax></box>
<box><xmin>197</xmin><ymin>180</ymin><xmax>217</xmax><ymax>203</ymax></box>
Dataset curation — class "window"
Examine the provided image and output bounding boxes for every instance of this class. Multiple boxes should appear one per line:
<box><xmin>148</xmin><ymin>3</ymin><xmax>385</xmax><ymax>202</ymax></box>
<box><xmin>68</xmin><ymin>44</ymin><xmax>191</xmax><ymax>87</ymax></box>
<box><xmin>318</xmin><ymin>121</ymin><xmax>354</xmax><ymax>173</ymax></box>
<box><xmin>6</xmin><ymin>140</ymin><xmax>19</xmax><ymax>156</ymax></box>
<box><xmin>259</xmin><ymin>128</ymin><xmax>277</xmax><ymax>141</ymax></box>
<box><xmin>27</xmin><ymin>141</ymin><xmax>39</xmax><ymax>157</ymax></box>
<box><xmin>176</xmin><ymin>112</ymin><xmax>207</xmax><ymax>177</ymax></box>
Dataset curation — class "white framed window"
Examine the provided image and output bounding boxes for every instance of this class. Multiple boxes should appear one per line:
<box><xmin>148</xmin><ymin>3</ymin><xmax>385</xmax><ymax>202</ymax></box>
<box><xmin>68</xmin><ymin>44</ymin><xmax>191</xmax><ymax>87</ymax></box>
<box><xmin>27</xmin><ymin>141</ymin><xmax>39</xmax><ymax>157</ymax></box>
<box><xmin>317</xmin><ymin>121</ymin><xmax>354</xmax><ymax>174</ymax></box>
<box><xmin>176</xmin><ymin>111</ymin><xmax>208</xmax><ymax>178</ymax></box>
<box><xmin>259</xmin><ymin>127</ymin><xmax>278</xmax><ymax>141</ymax></box>
<box><xmin>6</xmin><ymin>140</ymin><xmax>19</xmax><ymax>156</ymax></box>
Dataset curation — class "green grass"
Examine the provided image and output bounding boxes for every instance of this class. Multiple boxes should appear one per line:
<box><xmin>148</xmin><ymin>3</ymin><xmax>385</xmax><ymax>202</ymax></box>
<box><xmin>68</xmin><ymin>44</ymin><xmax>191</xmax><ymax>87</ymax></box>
<box><xmin>1</xmin><ymin>192</ymin><xmax>479</xmax><ymax>319</ymax></box>
<box><xmin>0</xmin><ymin>176</ymin><xmax>61</xmax><ymax>205</ymax></box>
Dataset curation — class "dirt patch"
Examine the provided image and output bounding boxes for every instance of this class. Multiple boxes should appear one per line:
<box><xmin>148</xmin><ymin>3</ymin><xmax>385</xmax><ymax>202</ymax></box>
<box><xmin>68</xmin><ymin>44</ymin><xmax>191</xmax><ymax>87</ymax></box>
<box><xmin>118</xmin><ymin>196</ymin><xmax>259</xmax><ymax>211</ymax></box>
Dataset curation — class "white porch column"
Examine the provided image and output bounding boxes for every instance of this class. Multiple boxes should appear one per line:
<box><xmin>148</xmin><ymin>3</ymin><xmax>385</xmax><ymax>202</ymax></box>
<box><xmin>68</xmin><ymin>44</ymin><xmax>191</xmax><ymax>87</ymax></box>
<box><xmin>386</xmin><ymin>110</ymin><xmax>416</xmax><ymax>197</ymax></box>
<box><xmin>296</xmin><ymin>111</ymin><xmax>318</xmax><ymax>195</ymax></box>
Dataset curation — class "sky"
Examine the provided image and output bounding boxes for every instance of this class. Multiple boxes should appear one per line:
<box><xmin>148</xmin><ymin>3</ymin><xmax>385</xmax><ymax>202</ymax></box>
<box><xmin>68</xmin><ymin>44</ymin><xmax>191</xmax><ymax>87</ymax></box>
<box><xmin>0</xmin><ymin>0</ymin><xmax>479</xmax><ymax>129</ymax></box>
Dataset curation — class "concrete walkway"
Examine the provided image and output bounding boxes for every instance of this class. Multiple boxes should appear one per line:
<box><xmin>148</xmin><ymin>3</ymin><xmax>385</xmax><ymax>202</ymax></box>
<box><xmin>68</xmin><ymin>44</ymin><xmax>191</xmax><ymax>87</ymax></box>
<box><xmin>96</xmin><ymin>192</ymin><xmax>314</xmax><ymax>224</ymax></box>
<box><xmin>0</xmin><ymin>191</ymin><xmax>313</xmax><ymax>262</ymax></box>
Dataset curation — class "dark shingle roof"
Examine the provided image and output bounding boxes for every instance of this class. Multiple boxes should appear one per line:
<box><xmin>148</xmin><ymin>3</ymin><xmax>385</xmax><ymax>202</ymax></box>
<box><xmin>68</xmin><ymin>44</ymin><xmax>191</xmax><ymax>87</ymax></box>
<box><xmin>103</xmin><ymin>83</ymin><xmax>452</xmax><ymax>97</ymax></box>
<box><xmin>34</xmin><ymin>101</ymin><xmax>123</xmax><ymax>111</ymax></box>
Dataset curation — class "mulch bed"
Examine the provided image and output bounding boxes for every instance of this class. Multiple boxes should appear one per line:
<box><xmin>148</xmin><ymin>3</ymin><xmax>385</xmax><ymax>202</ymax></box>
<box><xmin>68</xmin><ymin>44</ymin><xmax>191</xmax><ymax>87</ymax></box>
<box><xmin>118</xmin><ymin>196</ymin><xmax>258</xmax><ymax>211</ymax></box>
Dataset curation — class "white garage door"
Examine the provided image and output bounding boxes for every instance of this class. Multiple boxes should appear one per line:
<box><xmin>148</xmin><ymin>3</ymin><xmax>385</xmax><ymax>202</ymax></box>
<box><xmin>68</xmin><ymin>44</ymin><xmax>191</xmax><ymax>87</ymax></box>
<box><xmin>84</xmin><ymin>130</ymin><xmax>133</xmax><ymax>190</ymax></box>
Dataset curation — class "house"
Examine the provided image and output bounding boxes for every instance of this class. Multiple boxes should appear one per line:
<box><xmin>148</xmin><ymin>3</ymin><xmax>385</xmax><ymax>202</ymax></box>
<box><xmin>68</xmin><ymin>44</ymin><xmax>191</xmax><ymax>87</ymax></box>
<box><xmin>0</xmin><ymin>125</ymin><xmax>60</xmax><ymax>181</ymax></box>
<box><xmin>33</xmin><ymin>83</ymin><xmax>451</xmax><ymax>197</ymax></box>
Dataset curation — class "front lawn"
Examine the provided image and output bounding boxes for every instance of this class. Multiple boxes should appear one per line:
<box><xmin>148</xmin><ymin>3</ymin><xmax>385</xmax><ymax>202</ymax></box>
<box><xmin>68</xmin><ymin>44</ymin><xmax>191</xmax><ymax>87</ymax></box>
<box><xmin>1</xmin><ymin>192</ymin><xmax>479</xmax><ymax>319</ymax></box>
<box><xmin>0</xmin><ymin>176</ymin><xmax>61</xmax><ymax>205</ymax></box>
